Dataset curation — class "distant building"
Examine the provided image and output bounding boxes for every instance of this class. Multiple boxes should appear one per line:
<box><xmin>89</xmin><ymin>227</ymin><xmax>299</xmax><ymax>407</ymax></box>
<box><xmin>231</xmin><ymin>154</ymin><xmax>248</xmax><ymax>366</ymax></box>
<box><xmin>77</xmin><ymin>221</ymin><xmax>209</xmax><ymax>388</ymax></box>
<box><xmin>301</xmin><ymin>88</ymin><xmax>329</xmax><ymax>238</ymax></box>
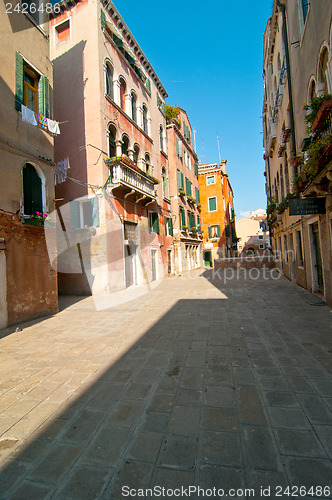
<box><xmin>0</xmin><ymin>3</ymin><xmax>58</xmax><ymax>328</ymax></box>
<box><xmin>236</xmin><ymin>217</ymin><xmax>270</xmax><ymax>257</ymax></box>
<box><xmin>198</xmin><ymin>160</ymin><xmax>237</xmax><ymax>266</ymax></box>
<box><xmin>167</xmin><ymin>107</ymin><xmax>202</xmax><ymax>273</ymax></box>
<box><xmin>250</xmin><ymin>208</ymin><xmax>267</xmax><ymax>220</ymax></box>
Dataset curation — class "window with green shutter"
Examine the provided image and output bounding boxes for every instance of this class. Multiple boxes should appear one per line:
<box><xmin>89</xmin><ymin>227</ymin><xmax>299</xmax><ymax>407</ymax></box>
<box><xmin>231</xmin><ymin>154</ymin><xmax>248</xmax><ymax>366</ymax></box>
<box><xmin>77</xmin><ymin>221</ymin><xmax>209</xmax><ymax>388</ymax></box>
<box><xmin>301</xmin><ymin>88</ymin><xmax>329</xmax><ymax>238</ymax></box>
<box><xmin>225</xmin><ymin>224</ymin><xmax>230</xmax><ymax>238</ymax></box>
<box><xmin>164</xmin><ymin>217</ymin><xmax>173</xmax><ymax>236</ymax></box>
<box><xmin>194</xmin><ymin>163</ymin><xmax>199</xmax><ymax>177</ymax></box>
<box><xmin>195</xmin><ymin>187</ymin><xmax>200</xmax><ymax>203</ymax></box>
<box><xmin>38</xmin><ymin>75</ymin><xmax>50</xmax><ymax>118</ymax></box>
<box><xmin>177</xmin><ymin>170</ymin><xmax>184</xmax><ymax>191</ymax></box>
<box><xmin>185</xmin><ymin>178</ymin><xmax>192</xmax><ymax>196</ymax></box>
<box><xmin>145</xmin><ymin>77</ymin><xmax>151</xmax><ymax>93</ymax></box>
<box><xmin>101</xmin><ymin>9</ymin><xmax>106</xmax><ymax>30</ymax></box>
<box><xmin>180</xmin><ymin>207</ymin><xmax>186</xmax><ymax>227</ymax></box>
<box><xmin>150</xmin><ymin>212</ymin><xmax>159</xmax><ymax>234</ymax></box>
<box><xmin>189</xmin><ymin>213</ymin><xmax>195</xmax><ymax>229</ymax></box>
<box><xmin>197</xmin><ymin>215</ymin><xmax>200</xmax><ymax>230</ymax></box>
<box><xmin>208</xmin><ymin>197</ymin><xmax>217</xmax><ymax>212</ymax></box>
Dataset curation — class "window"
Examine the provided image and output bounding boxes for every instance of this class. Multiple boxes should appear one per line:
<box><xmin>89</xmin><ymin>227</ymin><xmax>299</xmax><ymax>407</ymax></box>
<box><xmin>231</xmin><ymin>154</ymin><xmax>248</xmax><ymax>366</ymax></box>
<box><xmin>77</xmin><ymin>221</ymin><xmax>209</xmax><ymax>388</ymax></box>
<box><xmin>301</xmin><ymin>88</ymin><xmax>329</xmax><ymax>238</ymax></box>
<box><xmin>197</xmin><ymin>215</ymin><xmax>200</xmax><ymax>230</ymax></box>
<box><xmin>259</xmin><ymin>244</ymin><xmax>265</xmax><ymax>249</ymax></box>
<box><xmin>164</xmin><ymin>217</ymin><xmax>173</xmax><ymax>236</ymax></box>
<box><xmin>142</xmin><ymin>104</ymin><xmax>148</xmax><ymax>133</ymax></box>
<box><xmin>15</xmin><ymin>53</ymin><xmax>50</xmax><ymax>116</ymax></box>
<box><xmin>145</xmin><ymin>153</ymin><xmax>151</xmax><ymax>174</ymax></box>
<box><xmin>119</xmin><ymin>77</ymin><xmax>126</xmax><ymax>110</ymax></box>
<box><xmin>70</xmin><ymin>197</ymin><xmax>99</xmax><ymax>228</ymax></box>
<box><xmin>318</xmin><ymin>47</ymin><xmax>329</xmax><ymax>95</ymax></box>
<box><xmin>55</xmin><ymin>19</ymin><xmax>70</xmax><ymax>44</ymax></box>
<box><xmin>177</xmin><ymin>170</ymin><xmax>184</xmax><ymax>191</ymax></box>
<box><xmin>194</xmin><ymin>163</ymin><xmax>198</xmax><ymax>177</ymax></box>
<box><xmin>185</xmin><ymin>177</ymin><xmax>192</xmax><ymax>196</ymax></box>
<box><xmin>180</xmin><ymin>207</ymin><xmax>186</xmax><ymax>228</ymax></box>
<box><xmin>207</xmin><ymin>175</ymin><xmax>215</xmax><ymax>185</ymax></box>
<box><xmin>188</xmin><ymin>212</ymin><xmax>195</xmax><ymax>230</ymax></box>
<box><xmin>195</xmin><ymin>187</ymin><xmax>200</xmax><ymax>204</ymax></box>
<box><xmin>208</xmin><ymin>197</ymin><xmax>217</xmax><ymax>212</ymax></box>
<box><xmin>159</xmin><ymin>125</ymin><xmax>164</xmax><ymax>151</ymax></box>
<box><xmin>208</xmin><ymin>225</ymin><xmax>220</xmax><ymax>238</ymax></box>
<box><xmin>296</xmin><ymin>230</ymin><xmax>304</xmax><ymax>266</ymax></box>
<box><xmin>131</xmin><ymin>91</ymin><xmax>137</xmax><ymax>122</ymax></box>
<box><xmin>105</xmin><ymin>63</ymin><xmax>113</xmax><ymax>99</ymax></box>
<box><xmin>175</xmin><ymin>137</ymin><xmax>183</xmax><ymax>159</ymax></box>
<box><xmin>258</xmin><ymin>235</ymin><xmax>263</xmax><ymax>240</ymax></box>
<box><xmin>108</xmin><ymin>124</ymin><xmax>116</xmax><ymax>157</ymax></box>
<box><xmin>23</xmin><ymin>163</ymin><xmax>43</xmax><ymax>216</ymax></box>
<box><xmin>133</xmin><ymin>144</ymin><xmax>139</xmax><ymax>165</ymax></box>
<box><xmin>122</xmin><ymin>134</ymin><xmax>129</xmax><ymax>156</ymax></box>
<box><xmin>150</xmin><ymin>212</ymin><xmax>159</xmax><ymax>234</ymax></box>
<box><xmin>225</xmin><ymin>224</ymin><xmax>230</xmax><ymax>238</ymax></box>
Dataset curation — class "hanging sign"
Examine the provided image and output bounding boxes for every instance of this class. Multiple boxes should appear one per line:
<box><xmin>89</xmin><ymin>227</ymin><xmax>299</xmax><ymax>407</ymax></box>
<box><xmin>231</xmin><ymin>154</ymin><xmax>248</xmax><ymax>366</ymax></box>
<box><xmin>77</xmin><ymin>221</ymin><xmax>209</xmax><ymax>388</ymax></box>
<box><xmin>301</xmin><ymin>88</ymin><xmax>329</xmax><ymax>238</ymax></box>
<box><xmin>289</xmin><ymin>198</ymin><xmax>326</xmax><ymax>216</ymax></box>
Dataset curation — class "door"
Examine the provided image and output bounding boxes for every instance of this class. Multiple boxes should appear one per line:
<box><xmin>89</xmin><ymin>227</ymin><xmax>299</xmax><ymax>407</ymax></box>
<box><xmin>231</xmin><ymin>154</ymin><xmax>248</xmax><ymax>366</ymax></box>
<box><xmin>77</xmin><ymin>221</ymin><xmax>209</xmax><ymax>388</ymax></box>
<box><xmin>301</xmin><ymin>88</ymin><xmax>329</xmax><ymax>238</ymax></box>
<box><xmin>311</xmin><ymin>223</ymin><xmax>324</xmax><ymax>292</ymax></box>
<box><xmin>125</xmin><ymin>244</ymin><xmax>136</xmax><ymax>288</ymax></box>
<box><xmin>204</xmin><ymin>251</ymin><xmax>212</xmax><ymax>267</ymax></box>
<box><xmin>167</xmin><ymin>250</ymin><xmax>172</xmax><ymax>275</ymax></box>
<box><xmin>151</xmin><ymin>249</ymin><xmax>157</xmax><ymax>282</ymax></box>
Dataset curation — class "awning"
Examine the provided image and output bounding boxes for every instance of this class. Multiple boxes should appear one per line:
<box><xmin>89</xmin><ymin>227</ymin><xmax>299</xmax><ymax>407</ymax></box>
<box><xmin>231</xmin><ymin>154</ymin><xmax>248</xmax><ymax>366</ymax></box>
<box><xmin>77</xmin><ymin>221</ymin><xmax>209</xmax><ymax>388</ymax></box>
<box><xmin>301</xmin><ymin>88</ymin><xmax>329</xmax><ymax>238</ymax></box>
<box><xmin>113</xmin><ymin>33</ymin><xmax>123</xmax><ymax>48</ymax></box>
<box><xmin>125</xmin><ymin>50</ymin><xmax>135</xmax><ymax>66</ymax></box>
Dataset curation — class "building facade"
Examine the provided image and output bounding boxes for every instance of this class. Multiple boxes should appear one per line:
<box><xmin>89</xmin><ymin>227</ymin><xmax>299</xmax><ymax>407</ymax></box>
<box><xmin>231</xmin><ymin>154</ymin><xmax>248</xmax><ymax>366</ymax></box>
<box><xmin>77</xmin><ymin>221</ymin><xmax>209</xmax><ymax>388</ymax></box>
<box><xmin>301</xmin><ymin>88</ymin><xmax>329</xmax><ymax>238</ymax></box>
<box><xmin>263</xmin><ymin>0</ymin><xmax>332</xmax><ymax>305</ymax></box>
<box><xmin>50</xmin><ymin>0</ymin><xmax>173</xmax><ymax>298</ymax></box>
<box><xmin>167</xmin><ymin>108</ymin><xmax>202</xmax><ymax>273</ymax></box>
<box><xmin>198</xmin><ymin>161</ymin><xmax>237</xmax><ymax>266</ymax></box>
<box><xmin>0</xmin><ymin>4</ymin><xmax>58</xmax><ymax>328</ymax></box>
<box><xmin>236</xmin><ymin>216</ymin><xmax>270</xmax><ymax>257</ymax></box>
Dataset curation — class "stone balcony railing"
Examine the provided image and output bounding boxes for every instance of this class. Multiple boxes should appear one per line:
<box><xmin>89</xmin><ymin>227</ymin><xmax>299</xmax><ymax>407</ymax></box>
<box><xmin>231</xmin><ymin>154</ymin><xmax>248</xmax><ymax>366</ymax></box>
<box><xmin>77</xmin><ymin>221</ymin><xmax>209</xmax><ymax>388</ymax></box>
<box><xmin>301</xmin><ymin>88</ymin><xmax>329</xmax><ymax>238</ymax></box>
<box><xmin>105</xmin><ymin>155</ymin><xmax>157</xmax><ymax>199</ymax></box>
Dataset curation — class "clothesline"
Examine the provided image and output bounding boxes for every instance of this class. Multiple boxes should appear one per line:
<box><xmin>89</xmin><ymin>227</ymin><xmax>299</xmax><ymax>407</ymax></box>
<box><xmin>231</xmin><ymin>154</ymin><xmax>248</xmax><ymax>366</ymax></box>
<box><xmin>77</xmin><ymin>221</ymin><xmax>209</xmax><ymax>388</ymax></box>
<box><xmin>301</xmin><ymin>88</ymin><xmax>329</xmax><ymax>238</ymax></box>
<box><xmin>21</xmin><ymin>104</ymin><xmax>61</xmax><ymax>135</ymax></box>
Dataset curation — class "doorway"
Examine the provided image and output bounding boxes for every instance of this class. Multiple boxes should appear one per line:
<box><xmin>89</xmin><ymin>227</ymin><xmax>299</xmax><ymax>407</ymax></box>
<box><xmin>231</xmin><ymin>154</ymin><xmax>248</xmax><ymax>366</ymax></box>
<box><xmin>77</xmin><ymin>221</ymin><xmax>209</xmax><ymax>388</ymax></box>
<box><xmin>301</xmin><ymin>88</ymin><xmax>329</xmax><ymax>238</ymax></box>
<box><xmin>310</xmin><ymin>223</ymin><xmax>324</xmax><ymax>292</ymax></box>
<box><xmin>167</xmin><ymin>250</ymin><xmax>172</xmax><ymax>275</ymax></box>
<box><xmin>151</xmin><ymin>249</ymin><xmax>157</xmax><ymax>282</ymax></box>
<box><xmin>204</xmin><ymin>250</ymin><xmax>212</xmax><ymax>267</ymax></box>
<box><xmin>125</xmin><ymin>243</ymin><xmax>136</xmax><ymax>288</ymax></box>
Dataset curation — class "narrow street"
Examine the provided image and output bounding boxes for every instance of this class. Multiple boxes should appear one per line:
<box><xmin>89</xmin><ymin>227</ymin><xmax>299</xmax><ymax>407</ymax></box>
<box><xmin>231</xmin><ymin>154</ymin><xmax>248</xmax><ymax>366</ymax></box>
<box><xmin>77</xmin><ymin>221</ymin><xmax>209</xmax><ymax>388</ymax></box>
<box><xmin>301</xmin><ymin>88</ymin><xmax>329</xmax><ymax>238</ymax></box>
<box><xmin>0</xmin><ymin>270</ymin><xmax>332</xmax><ymax>499</ymax></box>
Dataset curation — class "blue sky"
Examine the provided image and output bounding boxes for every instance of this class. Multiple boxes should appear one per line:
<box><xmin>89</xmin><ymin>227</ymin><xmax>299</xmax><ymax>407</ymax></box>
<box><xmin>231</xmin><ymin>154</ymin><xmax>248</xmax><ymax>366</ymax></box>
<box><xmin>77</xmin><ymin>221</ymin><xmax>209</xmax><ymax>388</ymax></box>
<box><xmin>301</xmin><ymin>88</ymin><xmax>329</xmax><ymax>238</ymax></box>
<box><xmin>114</xmin><ymin>0</ymin><xmax>273</xmax><ymax>217</ymax></box>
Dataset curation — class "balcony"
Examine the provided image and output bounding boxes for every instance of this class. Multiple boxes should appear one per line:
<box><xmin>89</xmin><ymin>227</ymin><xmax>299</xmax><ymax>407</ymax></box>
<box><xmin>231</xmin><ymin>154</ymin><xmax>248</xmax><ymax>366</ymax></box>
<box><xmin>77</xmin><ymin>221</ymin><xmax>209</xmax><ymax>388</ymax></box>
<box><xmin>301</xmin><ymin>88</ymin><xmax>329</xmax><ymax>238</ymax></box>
<box><xmin>105</xmin><ymin>155</ymin><xmax>158</xmax><ymax>200</ymax></box>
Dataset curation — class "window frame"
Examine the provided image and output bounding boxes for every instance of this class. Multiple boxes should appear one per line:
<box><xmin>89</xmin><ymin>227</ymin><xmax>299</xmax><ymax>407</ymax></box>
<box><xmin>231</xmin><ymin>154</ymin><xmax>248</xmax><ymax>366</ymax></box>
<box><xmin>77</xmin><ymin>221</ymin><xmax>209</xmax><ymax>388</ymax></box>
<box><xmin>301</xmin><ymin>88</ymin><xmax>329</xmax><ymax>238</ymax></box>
<box><xmin>206</xmin><ymin>175</ymin><xmax>216</xmax><ymax>185</ymax></box>
<box><xmin>208</xmin><ymin>196</ymin><xmax>217</xmax><ymax>212</ymax></box>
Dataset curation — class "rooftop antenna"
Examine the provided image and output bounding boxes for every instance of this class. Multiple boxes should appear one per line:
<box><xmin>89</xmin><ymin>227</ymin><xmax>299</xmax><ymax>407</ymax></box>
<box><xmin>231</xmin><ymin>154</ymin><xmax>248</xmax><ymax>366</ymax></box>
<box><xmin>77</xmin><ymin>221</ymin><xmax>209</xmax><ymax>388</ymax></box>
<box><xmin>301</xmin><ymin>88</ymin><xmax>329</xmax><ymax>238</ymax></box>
<box><xmin>217</xmin><ymin>132</ymin><xmax>221</xmax><ymax>163</ymax></box>
<box><xmin>202</xmin><ymin>139</ymin><xmax>205</xmax><ymax>163</ymax></box>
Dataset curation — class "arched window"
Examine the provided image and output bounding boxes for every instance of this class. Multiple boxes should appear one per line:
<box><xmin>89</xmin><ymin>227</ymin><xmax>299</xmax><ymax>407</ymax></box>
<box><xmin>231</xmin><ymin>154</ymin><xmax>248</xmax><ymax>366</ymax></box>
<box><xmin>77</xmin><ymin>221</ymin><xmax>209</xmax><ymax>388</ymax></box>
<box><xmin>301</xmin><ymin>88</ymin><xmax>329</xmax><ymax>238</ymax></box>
<box><xmin>119</xmin><ymin>77</ymin><xmax>126</xmax><ymax>111</ymax></box>
<box><xmin>131</xmin><ymin>91</ymin><xmax>137</xmax><ymax>122</ymax></box>
<box><xmin>108</xmin><ymin>124</ymin><xmax>117</xmax><ymax>157</ymax></box>
<box><xmin>145</xmin><ymin>153</ymin><xmax>151</xmax><ymax>174</ymax></box>
<box><xmin>133</xmin><ymin>144</ymin><xmax>139</xmax><ymax>165</ymax></box>
<box><xmin>105</xmin><ymin>62</ymin><xmax>113</xmax><ymax>99</ymax></box>
<box><xmin>159</xmin><ymin>125</ymin><xmax>163</xmax><ymax>151</ymax></box>
<box><xmin>318</xmin><ymin>47</ymin><xmax>329</xmax><ymax>95</ymax></box>
<box><xmin>142</xmin><ymin>104</ymin><xmax>148</xmax><ymax>133</ymax></box>
<box><xmin>23</xmin><ymin>163</ymin><xmax>43</xmax><ymax>216</ymax></box>
<box><xmin>122</xmin><ymin>134</ymin><xmax>129</xmax><ymax>156</ymax></box>
<box><xmin>309</xmin><ymin>79</ymin><xmax>317</xmax><ymax>102</ymax></box>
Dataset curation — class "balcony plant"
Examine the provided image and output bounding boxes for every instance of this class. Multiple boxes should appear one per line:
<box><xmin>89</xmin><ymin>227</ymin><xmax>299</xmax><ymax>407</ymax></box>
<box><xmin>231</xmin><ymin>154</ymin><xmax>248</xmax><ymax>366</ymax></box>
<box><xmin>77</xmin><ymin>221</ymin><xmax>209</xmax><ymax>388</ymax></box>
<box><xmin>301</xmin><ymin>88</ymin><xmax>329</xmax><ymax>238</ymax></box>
<box><xmin>166</xmin><ymin>105</ymin><xmax>181</xmax><ymax>127</ymax></box>
<box><xmin>179</xmin><ymin>189</ymin><xmax>186</xmax><ymax>197</ymax></box>
<box><xmin>181</xmin><ymin>225</ymin><xmax>188</xmax><ymax>231</ymax></box>
<box><xmin>304</xmin><ymin>94</ymin><xmax>332</xmax><ymax>132</ymax></box>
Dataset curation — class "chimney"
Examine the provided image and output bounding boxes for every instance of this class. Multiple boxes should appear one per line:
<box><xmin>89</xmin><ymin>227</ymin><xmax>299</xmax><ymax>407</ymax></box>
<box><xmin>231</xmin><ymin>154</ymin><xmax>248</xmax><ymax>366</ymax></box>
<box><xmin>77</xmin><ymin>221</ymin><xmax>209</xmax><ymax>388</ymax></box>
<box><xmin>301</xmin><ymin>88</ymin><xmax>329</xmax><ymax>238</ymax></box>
<box><xmin>220</xmin><ymin>159</ymin><xmax>227</xmax><ymax>175</ymax></box>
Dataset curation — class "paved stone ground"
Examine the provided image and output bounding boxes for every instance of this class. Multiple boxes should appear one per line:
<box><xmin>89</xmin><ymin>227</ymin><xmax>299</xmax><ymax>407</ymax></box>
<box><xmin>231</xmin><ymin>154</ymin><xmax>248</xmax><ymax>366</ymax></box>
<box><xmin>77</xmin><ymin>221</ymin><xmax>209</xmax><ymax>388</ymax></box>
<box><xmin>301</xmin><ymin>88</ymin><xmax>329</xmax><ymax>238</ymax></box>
<box><xmin>0</xmin><ymin>269</ymin><xmax>331</xmax><ymax>499</ymax></box>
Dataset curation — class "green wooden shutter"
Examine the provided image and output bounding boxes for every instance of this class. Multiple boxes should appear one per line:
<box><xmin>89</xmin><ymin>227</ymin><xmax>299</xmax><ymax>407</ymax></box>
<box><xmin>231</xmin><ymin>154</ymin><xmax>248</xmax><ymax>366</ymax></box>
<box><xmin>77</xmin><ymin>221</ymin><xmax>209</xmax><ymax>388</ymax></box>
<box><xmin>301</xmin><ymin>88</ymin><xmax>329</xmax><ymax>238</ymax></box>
<box><xmin>217</xmin><ymin>225</ymin><xmax>221</xmax><ymax>237</ymax></box>
<box><xmin>179</xmin><ymin>141</ymin><xmax>183</xmax><ymax>158</ymax></box>
<box><xmin>225</xmin><ymin>224</ymin><xmax>230</xmax><ymax>238</ymax></box>
<box><xmin>195</xmin><ymin>187</ymin><xmax>200</xmax><ymax>203</ymax></box>
<box><xmin>15</xmin><ymin>52</ymin><xmax>24</xmax><ymax>111</ymax></box>
<box><xmin>194</xmin><ymin>163</ymin><xmax>198</xmax><ymax>177</ymax></box>
<box><xmin>181</xmin><ymin>172</ymin><xmax>184</xmax><ymax>191</ymax></box>
<box><xmin>175</xmin><ymin>137</ymin><xmax>179</xmax><ymax>157</ymax></box>
<box><xmin>209</xmin><ymin>197</ymin><xmax>217</xmax><ymax>211</ymax></box>
<box><xmin>70</xmin><ymin>200</ymin><xmax>80</xmax><ymax>228</ymax></box>
<box><xmin>145</xmin><ymin>77</ymin><xmax>151</xmax><ymax>93</ymax></box>
<box><xmin>23</xmin><ymin>164</ymin><xmax>42</xmax><ymax>216</ymax></box>
<box><xmin>38</xmin><ymin>76</ymin><xmax>50</xmax><ymax>117</ymax></box>
<box><xmin>168</xmin><ymin>217</ymin><xmax>173</xmax><ymax>236</ymax></box>
<box><xmin>197</xmin><ymin>216</ymin><xmax>200</xmax><ymax>229</ymax></box>
<box><xmin>101</xmin><ymin>9</ymin><xmax>106</xmax><ymax>30</ymax></box>
<box><xmin>156</xmin><ymin>92</ymin><xmax>161</xmax><ymax>107</ymax></box>
<box><xmin>160</xmin><ymin>102</ymin><xmax>166</xmax><ymax>117</ymax></box>
<box><xmin>208</xmin><ymin>225</ymin><xmax>212</xmax><ymax>239</ymax></box>
<box><xmin>180</xmin><ymin>208</ymin><xmax>186</xmax><ymax>227</ymax></box>
<box><xmin>151</xmin><ymin>212</ymin><xmax>159</xmax><ymax>233</ymax></box>
<box><xmin>92</xmin><ymin>197</ymin><xmax>99</xmax><ymax>227</ymax></box>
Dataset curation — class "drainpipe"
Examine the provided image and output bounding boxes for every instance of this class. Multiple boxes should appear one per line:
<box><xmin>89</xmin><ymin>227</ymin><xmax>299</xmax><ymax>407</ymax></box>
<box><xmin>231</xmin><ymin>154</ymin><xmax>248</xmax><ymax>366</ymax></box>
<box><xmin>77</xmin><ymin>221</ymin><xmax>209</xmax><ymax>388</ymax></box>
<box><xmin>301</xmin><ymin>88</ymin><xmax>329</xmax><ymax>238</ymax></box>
<box><xmin>277</xmin><ymin>0</ymin><xmax>297</xmax><ymax>162</ymax></box>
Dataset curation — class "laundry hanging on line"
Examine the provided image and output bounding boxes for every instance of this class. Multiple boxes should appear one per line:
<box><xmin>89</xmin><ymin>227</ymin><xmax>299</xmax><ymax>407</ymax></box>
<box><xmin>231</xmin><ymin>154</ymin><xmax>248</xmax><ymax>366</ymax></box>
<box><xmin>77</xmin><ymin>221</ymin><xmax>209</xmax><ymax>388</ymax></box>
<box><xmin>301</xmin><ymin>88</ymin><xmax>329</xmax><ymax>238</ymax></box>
<box><xmin>21</xmin><ymin>104</ymin><xmax>61</xmax><ymax>135</ymax></box>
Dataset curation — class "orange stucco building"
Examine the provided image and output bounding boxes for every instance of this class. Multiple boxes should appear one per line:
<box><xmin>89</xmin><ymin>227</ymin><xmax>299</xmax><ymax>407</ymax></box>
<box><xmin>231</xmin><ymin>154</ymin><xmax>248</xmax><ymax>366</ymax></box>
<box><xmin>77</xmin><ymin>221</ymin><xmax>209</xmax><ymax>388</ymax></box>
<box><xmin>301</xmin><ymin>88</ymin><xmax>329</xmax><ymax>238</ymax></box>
<box><xmin>49</xmin><ymin>0</ymin><xmax>173</xmax><ymax>298</ymax></box>
<box><xmin>198</xmin><ymin>161</ymin><xmax>237</xmax><ymax>266</ymax></box>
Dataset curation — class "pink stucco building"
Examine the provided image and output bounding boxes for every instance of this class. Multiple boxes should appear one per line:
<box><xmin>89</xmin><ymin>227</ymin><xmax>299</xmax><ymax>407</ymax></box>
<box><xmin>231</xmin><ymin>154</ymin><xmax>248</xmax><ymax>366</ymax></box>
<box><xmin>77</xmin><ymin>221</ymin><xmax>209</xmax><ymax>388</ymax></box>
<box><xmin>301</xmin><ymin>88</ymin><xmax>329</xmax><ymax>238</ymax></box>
<box><xmin>50</xmin><ymin>0</ymin><xmax>173</xmax><ymax>297</ymax></box>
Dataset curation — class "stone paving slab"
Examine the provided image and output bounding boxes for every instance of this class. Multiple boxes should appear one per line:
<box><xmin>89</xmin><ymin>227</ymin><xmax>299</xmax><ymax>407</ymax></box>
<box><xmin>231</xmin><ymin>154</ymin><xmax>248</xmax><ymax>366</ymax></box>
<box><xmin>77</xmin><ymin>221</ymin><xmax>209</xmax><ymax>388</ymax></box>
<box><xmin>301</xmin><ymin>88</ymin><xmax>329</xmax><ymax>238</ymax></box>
<box><xmin>0</xmin><ymin>270</ymin><xmax>331</xmax><ymax>499</ymax></box>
